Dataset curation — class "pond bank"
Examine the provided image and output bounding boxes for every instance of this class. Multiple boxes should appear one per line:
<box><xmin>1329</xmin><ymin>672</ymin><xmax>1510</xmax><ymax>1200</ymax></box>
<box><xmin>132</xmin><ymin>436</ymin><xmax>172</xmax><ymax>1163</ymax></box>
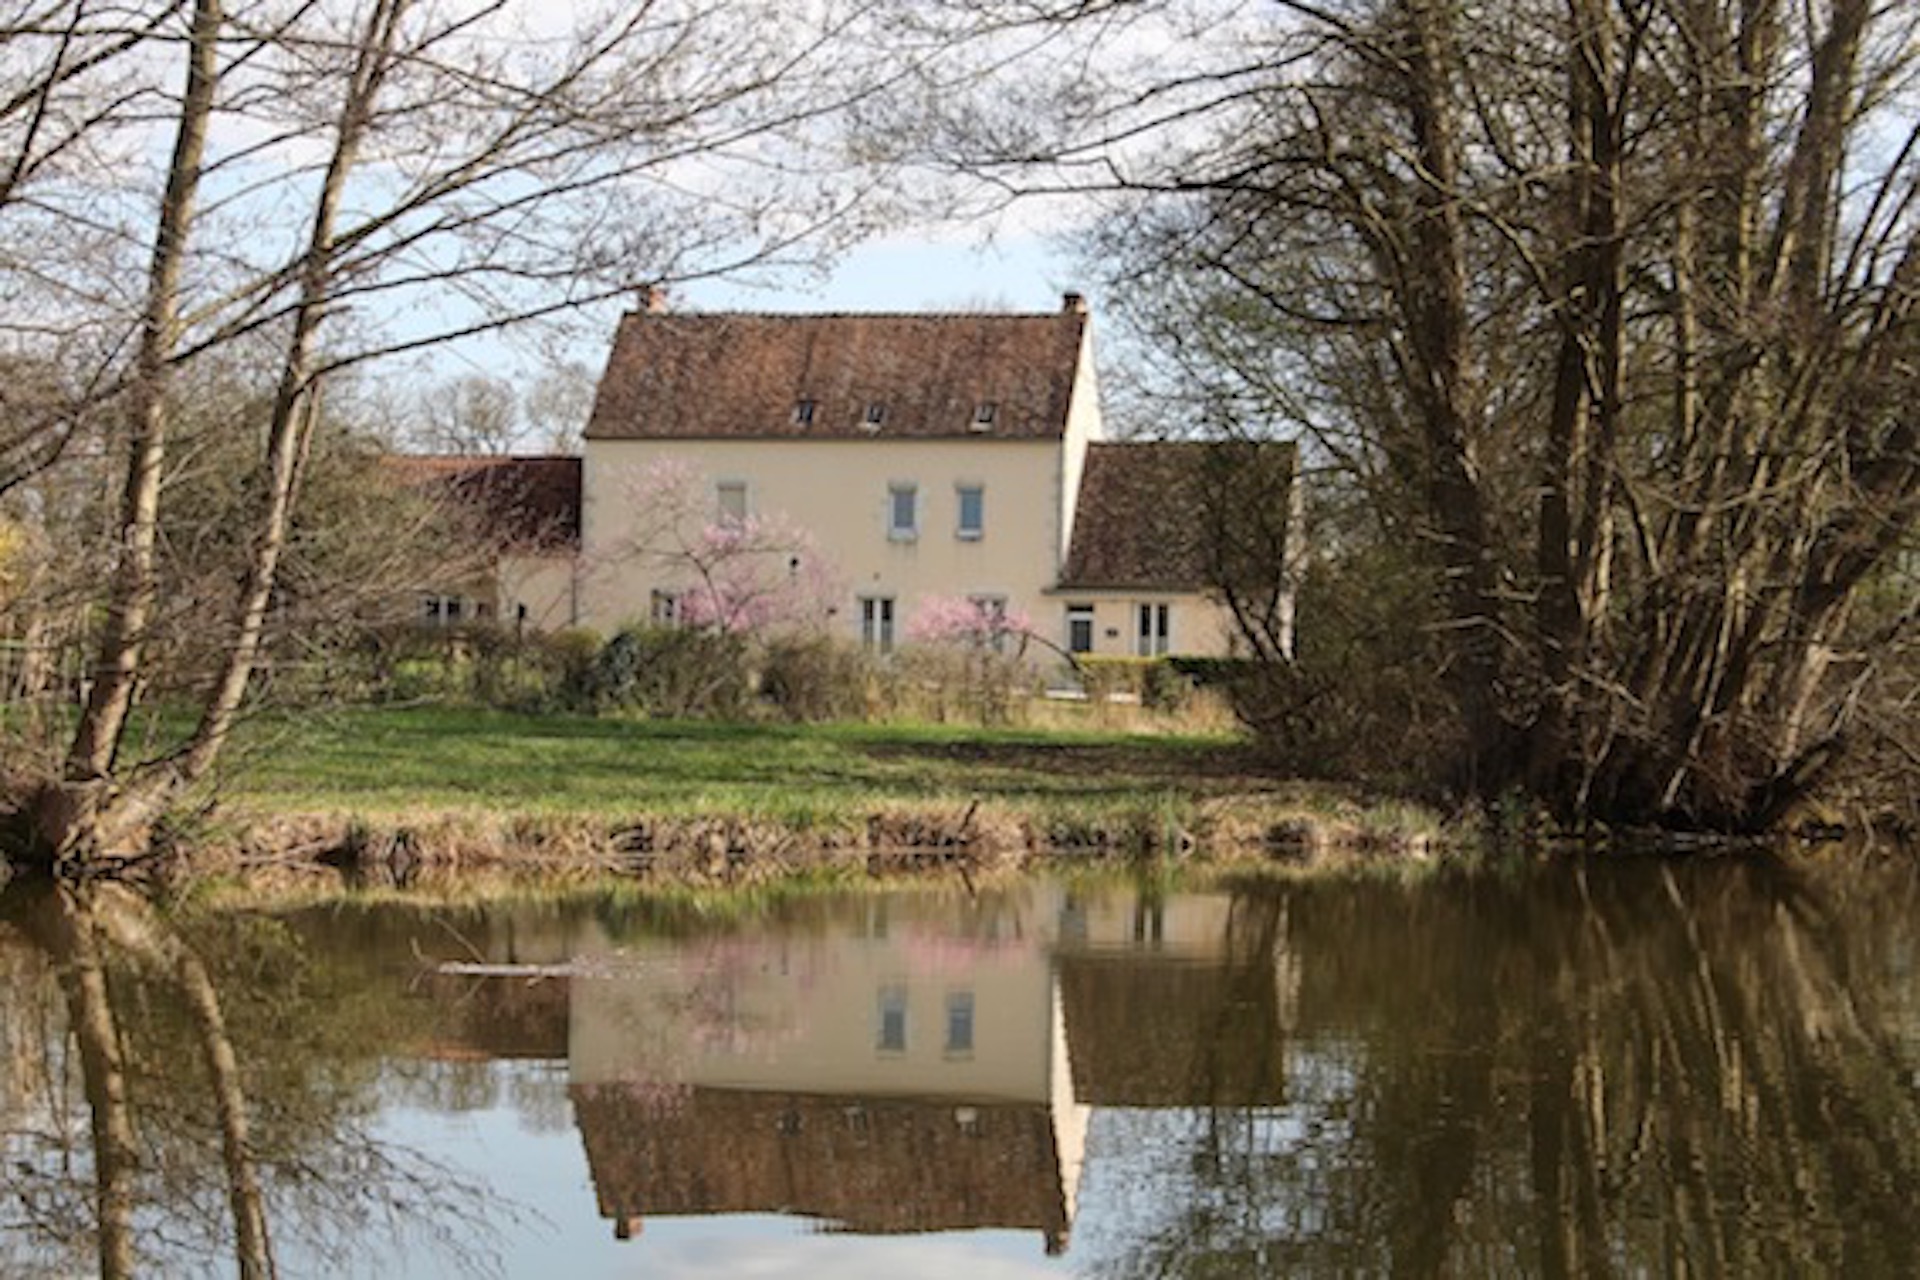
<box><xmin>185</xmin><ymin>796</ymin><xmax>1444</xmax><ymax>894</ymax></box>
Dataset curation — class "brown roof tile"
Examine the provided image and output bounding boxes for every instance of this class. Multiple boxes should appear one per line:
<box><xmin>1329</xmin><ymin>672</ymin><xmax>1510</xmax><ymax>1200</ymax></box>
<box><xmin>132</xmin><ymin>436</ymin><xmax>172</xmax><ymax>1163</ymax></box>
<box><xmin>1059</xmin><ymin>440</ymin><xmax>1295</xmax><ymax>591</ymax></box>
<box><xmin>584</xmin><ymin>308</ymin><xmax>1089</xmax><ymax>442</ymax></box>
<box><xmin>384</xmin><ymin>454</ymin><xmax>581</xmax><ymax>550</ymax></box>
<box><xmin>573</xmin><ymin>1084</ymin><xmax>1071</xmax><ymax>1247</ymax></box>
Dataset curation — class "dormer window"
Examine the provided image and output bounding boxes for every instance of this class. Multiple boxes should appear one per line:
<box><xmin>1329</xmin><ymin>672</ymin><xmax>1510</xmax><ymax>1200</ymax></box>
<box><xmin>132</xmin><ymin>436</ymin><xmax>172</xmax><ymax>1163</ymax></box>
<box><xmin>863</xmin><ymin>402</ymin><xmax>886</xmax><ymax>429</ymax></box>
<box><xmin>792</xmin><ymin>398</ymin><xmax>816</xmax><ymax>426</ymax></box>
<box><xmin>970</xmin><ymin>402</ymin><xmax>997</xmax><ymax>431</ymax></box>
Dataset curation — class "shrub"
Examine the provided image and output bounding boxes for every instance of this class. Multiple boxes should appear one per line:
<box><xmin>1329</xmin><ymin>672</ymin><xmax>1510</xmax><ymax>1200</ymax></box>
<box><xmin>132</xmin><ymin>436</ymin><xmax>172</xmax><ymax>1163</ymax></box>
<box><xmin>760</xmin><ymin>636</ymin><xmax>872</xmax><ymax>722</ymax></box>
<box><xmin>581</xmin><ymin>626</ymin><xmax>752</xmax><ymax>719</ymax></box>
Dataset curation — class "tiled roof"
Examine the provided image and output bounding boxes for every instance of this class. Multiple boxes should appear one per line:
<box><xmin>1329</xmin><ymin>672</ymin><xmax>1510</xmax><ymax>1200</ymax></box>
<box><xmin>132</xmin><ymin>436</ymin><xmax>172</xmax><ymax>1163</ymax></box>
<box><xmin>572</xmin><ymin>1084</ymin><xmax>1071</xmax><ymax>1246</ymax></box>
<box><xmin>583</xmin><ymin>304</ymin><xmax>1089</xmax><ymax>442</ymax></box>
<box><xmin>1058</xmin><ymin>440</ymin><xmax>1295</xmax><ymax>591</ymax></box>
<box><xmin>384</xmin><ymin>454</ymin><xmax>581</xmax><ymax>550</ymax></box>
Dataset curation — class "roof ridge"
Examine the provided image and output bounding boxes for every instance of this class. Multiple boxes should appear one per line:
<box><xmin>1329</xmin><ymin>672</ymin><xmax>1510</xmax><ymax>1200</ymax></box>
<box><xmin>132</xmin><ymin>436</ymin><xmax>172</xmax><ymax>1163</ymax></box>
<box><xmin>623</xmin><ymin>309</ymin><xmax>1078</xmax><ymax>321</ymax></box>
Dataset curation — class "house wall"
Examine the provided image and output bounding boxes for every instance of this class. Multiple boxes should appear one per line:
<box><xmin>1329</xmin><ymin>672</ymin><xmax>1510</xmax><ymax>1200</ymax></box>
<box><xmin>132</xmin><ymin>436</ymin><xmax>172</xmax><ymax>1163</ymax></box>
<box><xmin>568</xmin><ymin>916</ymin><xmax>1060</xmax><ymax>1103</ymax></box>
<box><xmin>495</xmin><ymin>552</ymin><xmax>578</xmax><ymax>631</ymax></box>
<box><xmin>580</xmin><ymin>438</ymin><xmax>1069</xmax><ymax>642</ymax></box>
<box><xmin>1043</xmin><ymin>591</ymin><xmax>1240</xmax><ymax>659</ymax></box>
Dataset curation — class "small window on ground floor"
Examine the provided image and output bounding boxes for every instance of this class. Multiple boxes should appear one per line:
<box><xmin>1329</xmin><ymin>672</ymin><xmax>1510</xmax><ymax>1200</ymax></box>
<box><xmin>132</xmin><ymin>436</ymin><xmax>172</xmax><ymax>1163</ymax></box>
<box><xmin>1136</xmin><ymin>602</ymin><xmax>1171</xmax><ymax>656</ymax></box>
<box><xmin>650</xmin><ymin>590</ymin><xmax>680</xmax><ymax>627</ymax></box>
<box><xmin>1066</xmin><ymin>604</ymin><xmax>1095</xmax><ymax>655</ymax></box>
<box><xmin>860</xmin><ymin>595</ymin><xmax>896</xmax><ymax>653</ymax></box>
<box><xmin>421</xmin><ymin>594</ymin><xmax>467</xmax><ymax>626</ymax></box>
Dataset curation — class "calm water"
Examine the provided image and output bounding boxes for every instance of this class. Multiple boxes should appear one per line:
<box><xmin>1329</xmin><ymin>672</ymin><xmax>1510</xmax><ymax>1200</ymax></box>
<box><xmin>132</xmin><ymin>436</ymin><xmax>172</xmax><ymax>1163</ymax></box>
<box><xmin>2</xmin><ymin>858</ymin><xmax>1917</xmax><ymax>1277</ymax></box>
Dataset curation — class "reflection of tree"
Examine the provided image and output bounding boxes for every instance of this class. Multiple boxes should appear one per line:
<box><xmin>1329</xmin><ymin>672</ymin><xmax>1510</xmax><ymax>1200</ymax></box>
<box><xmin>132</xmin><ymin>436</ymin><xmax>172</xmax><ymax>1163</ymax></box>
<box><xmin>0</xmin><ymin>882</ymin><xmax>504</xmax><ymax>1277</ymax></box>
<box><xmin>1091</xmin><ymin>864</ymin><xmax>1920</xmax><ymax>1277</ymax></box>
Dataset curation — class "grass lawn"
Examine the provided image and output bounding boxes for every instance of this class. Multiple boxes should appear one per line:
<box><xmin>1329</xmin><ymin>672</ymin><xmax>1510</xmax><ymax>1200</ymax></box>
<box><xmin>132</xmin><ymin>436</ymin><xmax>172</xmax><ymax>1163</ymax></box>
<box><xmin>223</xmin><ymin>705</ymin><xmax>1289</xmax><ymax>825</ymax></box>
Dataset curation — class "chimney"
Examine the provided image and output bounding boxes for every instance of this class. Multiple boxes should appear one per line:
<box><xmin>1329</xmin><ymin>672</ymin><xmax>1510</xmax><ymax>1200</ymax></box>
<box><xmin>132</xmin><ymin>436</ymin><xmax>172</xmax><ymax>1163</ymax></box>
<box><xmin>637</xmin><ymin>284</ymin><xmax>668</xmax><ymax>314</ymax></box>
<box><xmin>1062</xmin><ymin>291</ymin><xmax>1087</xmax><ymax>315</ymax></box>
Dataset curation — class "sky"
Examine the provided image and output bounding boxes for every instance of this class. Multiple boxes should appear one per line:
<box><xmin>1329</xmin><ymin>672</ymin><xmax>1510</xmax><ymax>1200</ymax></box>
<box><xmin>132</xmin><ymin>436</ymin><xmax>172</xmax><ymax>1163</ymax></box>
<box><xmin>680</xmin><ymin>233</ymin><xmax>1084</xmax><ymax>315</ymax></box>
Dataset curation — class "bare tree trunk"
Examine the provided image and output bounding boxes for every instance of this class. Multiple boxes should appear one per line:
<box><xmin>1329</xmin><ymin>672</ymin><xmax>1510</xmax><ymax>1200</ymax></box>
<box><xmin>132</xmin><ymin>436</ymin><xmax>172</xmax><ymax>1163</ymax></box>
<box><xmin>64</xmin><ymin>0</ymin><xmax>222</xmax><ymax>785</ymax></box>
<box><xmin>1394</xmin><ymin>0</ymin><xmax>1509</xmax><ymax>789</ymax></box>
<box><xmin>180</xmin><ymin>0</ymin><xmax>409</xmax><ymax>788</ymax></box>
<box><xmin>39</xmin><ymin>888</ymin><xmax>140</xmax><ymax>1280</ymax></box>
<box><xmin>20</xmin><ymin>0</ymin><xmax>224</xmax><ymax>867</ymax></box>
<box><xmin>91</xmin><ymin>886</ymin><xmax>276</xmax><ymax>1279</ymax></box>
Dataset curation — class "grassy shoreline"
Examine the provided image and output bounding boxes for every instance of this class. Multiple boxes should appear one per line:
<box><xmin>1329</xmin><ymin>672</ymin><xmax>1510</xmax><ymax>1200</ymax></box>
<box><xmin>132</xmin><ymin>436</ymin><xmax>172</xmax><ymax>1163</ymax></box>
<box><xmin>187</xmin><ymin>705</ymin><xmax>1446</xmax><ymax>888</ymax></box>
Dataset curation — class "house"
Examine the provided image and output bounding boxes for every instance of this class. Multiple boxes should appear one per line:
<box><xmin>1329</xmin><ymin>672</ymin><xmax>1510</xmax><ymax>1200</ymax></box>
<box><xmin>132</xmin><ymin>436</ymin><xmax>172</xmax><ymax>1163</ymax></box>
<box><xmin>577</xmin><ymin>289</ymin><xmax>1294</xmax><ymax>659</ymax></box>
<box><xmin>383</xmin><ymin>454</ymin><xmax>583</xmax><ymax>630</ymax></box>
<box><xmin>1056</xmin><ymin>439</ymin><xmax>1298</xmax><ymax>660</ymax></box>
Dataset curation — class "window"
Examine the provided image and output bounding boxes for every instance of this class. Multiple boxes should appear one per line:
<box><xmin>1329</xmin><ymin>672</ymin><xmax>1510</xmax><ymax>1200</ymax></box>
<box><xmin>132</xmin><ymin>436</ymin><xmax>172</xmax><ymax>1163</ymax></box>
<box><xmin>969</xmin><ymin>594</ymin><xmax>1010</xmax><ymax>653</ymax></box>
<box><xmin>860</xmin><ymin>595</ymin><xmax>896</xmax><ymax>653</ymax></box>
<box><xmin>945</xmin><ymin>991</ymin><xmax>975</xmax><ymax>1056</ymax></box>
<box><xmin>970</xmin><ymin>402</ymin><xmax>997</xmax><ymax>431</ymax></box>
<box><xmin>863</xmin><ymin>402</ymin><xmax>887</xmax><ymax>429</ymax></box>
<box><xmin>1066</xmin><ymin>604</ymin><xmax>1095</xmax><ymax>655</ymax></box>
<box><xmin>421</xmin><ymin>594</ymin><xmax>465</xmax><ymax>627</ymax></box>
<box><xmin>792</xmin><ymin>398</ymin><xmax>816</xmax><ymax>425</ymax></box>
<box><xmin>876</xmin><ymin>985</ymin><xmax>908</xmax><ymax>1054</ymax></box>
<box><xmin>650</xmin><ymin>590</ymin><xmax>680</xmax><ymax>627</ymax></box>
<box><xmin>1137</xmin><ymin>602</ymin><xmax>1171</xmax><ymax>656</ymax></box>
<box><xmin>716</xmin><ymin>480</ymin><xmax>748</xmax><ymax>524</ymax></box>
<box><xmin>887</xmin><ymin>484</ymin><xmax>918</xmax><ymax>541</ymax></box>
<box><xmin>956</xmin><ymin>484</ymin><xmax>984</xmax><ymax>540</ymax></box>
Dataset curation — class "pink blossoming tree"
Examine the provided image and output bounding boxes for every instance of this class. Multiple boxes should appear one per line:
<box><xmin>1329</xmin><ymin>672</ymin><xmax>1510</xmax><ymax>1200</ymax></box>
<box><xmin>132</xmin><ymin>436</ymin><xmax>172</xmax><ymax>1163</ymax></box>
<box><xmin>609</xmin><ymin>459</ymin><xmax>842</xmax><ymax>636</ymax></box>
<box><xmin>905</xmin><ymin>594</ymin><xmax>1034</xmax><ymax>655</ymax></box>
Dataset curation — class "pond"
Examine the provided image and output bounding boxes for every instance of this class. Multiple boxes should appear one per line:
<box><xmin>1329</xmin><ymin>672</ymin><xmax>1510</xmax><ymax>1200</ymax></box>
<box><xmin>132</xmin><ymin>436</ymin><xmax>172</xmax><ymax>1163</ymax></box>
<box><xmin>2</xmin><ymin>857</ymin><xmax>1917</xmax><ymax>1277</ymax></box>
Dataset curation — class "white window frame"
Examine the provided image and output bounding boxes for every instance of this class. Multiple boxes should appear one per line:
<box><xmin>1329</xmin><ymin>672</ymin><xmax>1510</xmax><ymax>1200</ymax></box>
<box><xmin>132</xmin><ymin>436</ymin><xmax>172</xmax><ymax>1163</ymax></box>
<box><xmin>421</xmin><ymin>593</ymin><xmax>466</xmax><ymax>627</ymax></box>
<box><xmin>860</xmin><ymin>595</ymin><xmax>896</xmax><ymax>653</ymax></box>
<box><xmin>1066</xmin><ymin>604</ymin><xmax>1095</xmax><ymax>655</ymax></box>
<box><xmin>887</xmin><ymin>483</ymin><xmax>918</xmax><ymax>541</ymax></box>
<box><xmin>650</xmin><ymin>589</ymin><xmax>680</xmax><ymax>627</ymax></box>
<box><xmin>944</xmin><ymin>990</ymin><xmax>975</xmax><ymax>1057</ymax></box>
<box><xmin>876</xmin><ymin>984</ymin><xmax>908</xmax><ymax>1054</ymax></box>
<box><xmin>955</xmin><ymin>483</ymin><xmax>985</xmax><ymax>541</ymax></box>
<box><xmin>968</xmin><ymin>594</ymin><xmax>1010</xmax><ymax>653</ymax></box>
<box><xmin>1136</xmin><ymin>602</ymin><xmax>1171</xmax><ymax>656</ymax></box>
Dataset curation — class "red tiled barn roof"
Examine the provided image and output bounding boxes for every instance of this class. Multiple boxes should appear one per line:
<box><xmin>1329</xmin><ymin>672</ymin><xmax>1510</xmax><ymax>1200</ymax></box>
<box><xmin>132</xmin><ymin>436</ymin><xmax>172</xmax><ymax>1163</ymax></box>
<box><xmin>584</xmin><ymin>306</ymin><xmax>1089</xmax><ymax>442</ymax></box>
<box><xmin>384</xmin><ymin>454</ymin><xmax>581</xmax><ymax>550</ymax></box>
<box><xmin>1059</xmin><ymin>441</ymin><xmax>1296</xmax><ymax>592</ymax></box>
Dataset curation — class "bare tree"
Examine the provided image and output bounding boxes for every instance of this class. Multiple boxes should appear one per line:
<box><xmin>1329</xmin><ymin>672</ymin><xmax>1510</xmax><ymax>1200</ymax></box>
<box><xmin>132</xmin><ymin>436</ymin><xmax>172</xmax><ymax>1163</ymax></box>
<box><xmin>4</xmin><ymin>0</ymin><xmax>919</xmax><ymax>868</ymax></box>
<box><xmin>887</xmin><ymin>0</ymin><xmax>1920</xmax><ymax>831</ymax></box>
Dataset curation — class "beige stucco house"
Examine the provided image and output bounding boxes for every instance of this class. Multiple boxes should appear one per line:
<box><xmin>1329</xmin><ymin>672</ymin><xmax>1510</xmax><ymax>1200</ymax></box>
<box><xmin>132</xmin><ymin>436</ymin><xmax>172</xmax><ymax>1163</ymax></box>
<box><xmin>384</xmin><ymin>454</ymin><xmax>584</xmax><ymax>630</ymax></box>
<box><xmin>400</xmin><ymin>293</ymin><xmax>1296</xmax><ymax>660</ymax></box>
<box><xmin>577</xmin><ymin>291</ymin><xmax>1292</xmax><ymax>659</ymax></box>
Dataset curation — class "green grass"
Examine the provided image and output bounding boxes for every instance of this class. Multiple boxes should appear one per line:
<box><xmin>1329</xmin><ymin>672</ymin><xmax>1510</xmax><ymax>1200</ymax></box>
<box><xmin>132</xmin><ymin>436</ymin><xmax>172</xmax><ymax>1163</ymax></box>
<box><xmin>221</xmin><ymin>705</ymin><xmax>1279</xmax><ymax>825</ymax></box>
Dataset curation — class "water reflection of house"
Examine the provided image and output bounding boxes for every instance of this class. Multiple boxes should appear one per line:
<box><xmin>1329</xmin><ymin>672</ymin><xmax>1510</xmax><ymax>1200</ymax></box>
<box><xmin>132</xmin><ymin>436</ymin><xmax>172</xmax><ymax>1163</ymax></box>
<box><xmin>379</xmin><ymin>886</ymin><xmax>1300</xmax><ymax>1253</ymax></box>
<box><xmin>566</xmin><ymin>890</ymin><xmax>1088</xmax><ymax>1254</ymax></box>
<box><xmin>1054</xmin><ymin>890</ymin><xmax>1298</xmax><ymax>1108</ymax></box>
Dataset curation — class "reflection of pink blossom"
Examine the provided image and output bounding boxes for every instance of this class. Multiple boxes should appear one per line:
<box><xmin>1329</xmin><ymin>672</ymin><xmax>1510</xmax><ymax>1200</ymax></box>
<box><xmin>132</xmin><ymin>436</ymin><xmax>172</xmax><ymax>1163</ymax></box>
<box><xmin>898</xmin><ymin>926</ymin><xmax>1037</xmax><ymax>976</ymax></box>
<box><xmin>906</xmin><ymin>594</ymin><xmax>1033</xmax><ymax>650</ymax></box>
